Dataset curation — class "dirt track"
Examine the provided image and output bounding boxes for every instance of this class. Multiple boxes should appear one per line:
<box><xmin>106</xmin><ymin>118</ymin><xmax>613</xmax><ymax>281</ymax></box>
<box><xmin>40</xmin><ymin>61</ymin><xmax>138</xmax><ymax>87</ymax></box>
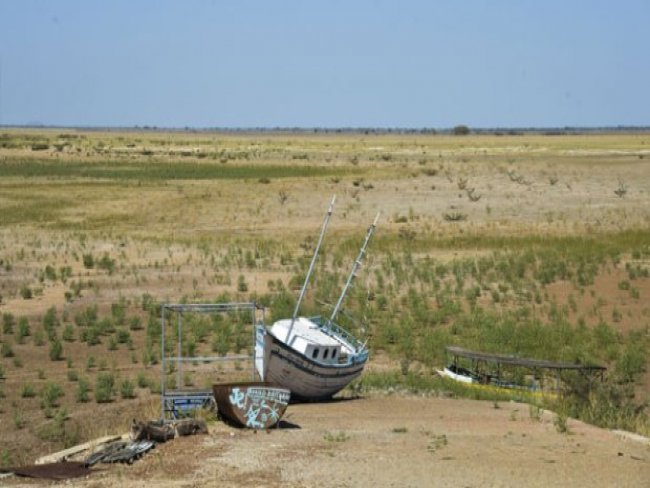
<box><xmin>7</xmin><ymin>394</ymin><xmax>649</xmax><ymax>487</ymax></box>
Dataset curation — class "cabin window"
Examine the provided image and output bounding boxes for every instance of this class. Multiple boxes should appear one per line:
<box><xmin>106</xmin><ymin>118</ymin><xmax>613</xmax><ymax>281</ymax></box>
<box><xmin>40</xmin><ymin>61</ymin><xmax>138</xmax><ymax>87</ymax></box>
<box><xmin>332</xmin><ymin>349</ymin><xmax>337</xmax><ymax>358</ymax></box>
<box><xmin>312</xmin><ymin>348</ymin><xmax>319</xmax><ymax>359</ymax></box>
<box><xmin>323</xmin><ymin>349</ymin><xmax>329</xmax><ymax>360</ymax></box>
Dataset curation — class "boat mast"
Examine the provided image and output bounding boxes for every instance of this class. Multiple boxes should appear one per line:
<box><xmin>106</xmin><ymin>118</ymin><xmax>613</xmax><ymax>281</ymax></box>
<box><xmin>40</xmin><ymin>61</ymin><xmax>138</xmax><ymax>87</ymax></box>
<box><xmin>285</xmin><ymin>195</ymin><xmax>336</xmax><ymax>342</ymax></box>
<box><xmin>328</xmin><ymin>212</ymin><xmax>379</xmax><ymax>327</ymax></box>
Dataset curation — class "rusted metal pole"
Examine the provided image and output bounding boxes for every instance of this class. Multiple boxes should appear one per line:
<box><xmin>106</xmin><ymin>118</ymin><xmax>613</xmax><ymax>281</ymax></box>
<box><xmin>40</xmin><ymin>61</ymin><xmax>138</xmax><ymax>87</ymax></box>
<box><xmin>328</xmin><ymin>213</ymin><xmax>379</xmax><ymax>329</ymax></box>
<box><xmin>286</xmin><ymin>195</ymin><xmax>336</xmax><ymax>343</ymax></box>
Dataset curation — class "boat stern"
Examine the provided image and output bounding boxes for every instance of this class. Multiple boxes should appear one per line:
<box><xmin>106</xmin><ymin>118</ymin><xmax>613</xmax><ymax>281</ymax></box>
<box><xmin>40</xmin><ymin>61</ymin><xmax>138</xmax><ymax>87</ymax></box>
<box><xmin>255</xmin><ymin>324</ymin><xmax>267</xmax><ymax>380</ymax></box>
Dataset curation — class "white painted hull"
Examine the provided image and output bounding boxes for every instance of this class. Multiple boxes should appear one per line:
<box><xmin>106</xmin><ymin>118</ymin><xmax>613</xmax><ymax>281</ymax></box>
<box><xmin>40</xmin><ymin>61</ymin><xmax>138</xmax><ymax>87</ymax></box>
<box><xmin>256</xmin><ymin>327</ymin><xmax>366</xmax><ymax>401</ymax></box>
<box><xmin>439</xmin><ymin>367</ymin><xmax>475</xmax><ymax>384</ymax></box>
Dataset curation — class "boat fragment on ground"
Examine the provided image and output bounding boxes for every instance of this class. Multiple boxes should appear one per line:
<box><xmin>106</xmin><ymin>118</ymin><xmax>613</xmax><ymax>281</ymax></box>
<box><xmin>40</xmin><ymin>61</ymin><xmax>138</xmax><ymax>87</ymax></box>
<box><xmin>212</xmin><ymin>382</ymin><xmax>290</xmax><ymax>429</ymax></box>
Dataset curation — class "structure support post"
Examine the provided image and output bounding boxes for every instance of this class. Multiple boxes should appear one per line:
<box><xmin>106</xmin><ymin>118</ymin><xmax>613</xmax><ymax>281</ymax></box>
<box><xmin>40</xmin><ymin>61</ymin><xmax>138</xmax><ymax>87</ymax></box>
<box><xmin>160</xmin><ymin>306</ymin><xmax>166</xmax><ymax>421</ymax></box>
<box><xmin>177</xmin><ymin>312</ymin><xmax>182</xmax><ymax>389</ymax></box>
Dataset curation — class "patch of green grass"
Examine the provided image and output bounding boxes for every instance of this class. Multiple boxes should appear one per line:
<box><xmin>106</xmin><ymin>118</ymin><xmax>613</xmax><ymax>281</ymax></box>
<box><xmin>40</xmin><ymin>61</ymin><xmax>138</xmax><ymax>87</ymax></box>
<box><xmin>324</xmin><ymin>431</ymin><xmax>350</xmax><ymax>442</ymax></box>
<box><xmin>427</xmin><ymin>433</ymin><xmax>448</xmax><ymax>453</ymax></box>
<box><xmin>0</xmin><ymin>159</ymin><xmax>356</xmax><ymax>181</ymax></box>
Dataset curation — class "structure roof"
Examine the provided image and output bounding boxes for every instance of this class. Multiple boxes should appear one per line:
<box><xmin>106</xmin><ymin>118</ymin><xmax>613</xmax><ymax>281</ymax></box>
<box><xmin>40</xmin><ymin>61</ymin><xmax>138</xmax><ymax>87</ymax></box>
<box><xmin>445</xmin><ymin>346</ymin><xmax>606</xmax><ymax>371</ymax></box>
<box><xmin>272</xmin><ymin>317</ymin><xmax>341</xmax><ymax>348</ymax></box>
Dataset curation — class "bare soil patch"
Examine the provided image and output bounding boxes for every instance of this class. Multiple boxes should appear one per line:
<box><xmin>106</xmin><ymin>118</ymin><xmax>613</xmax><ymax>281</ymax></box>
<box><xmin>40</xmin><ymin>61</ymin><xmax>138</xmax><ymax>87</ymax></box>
<box><xmin>5</xmin><ymin>394</ymin><xmax>649</xmax><ymax>488</ymax></box>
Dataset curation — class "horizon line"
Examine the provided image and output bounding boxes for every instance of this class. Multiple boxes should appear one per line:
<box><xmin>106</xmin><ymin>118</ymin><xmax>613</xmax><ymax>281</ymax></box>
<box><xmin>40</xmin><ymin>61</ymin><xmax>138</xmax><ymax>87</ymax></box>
<box><xmin>2</xmin><ymin>124</ymin><xmax>650</xmax><ymax>134</ymax></box>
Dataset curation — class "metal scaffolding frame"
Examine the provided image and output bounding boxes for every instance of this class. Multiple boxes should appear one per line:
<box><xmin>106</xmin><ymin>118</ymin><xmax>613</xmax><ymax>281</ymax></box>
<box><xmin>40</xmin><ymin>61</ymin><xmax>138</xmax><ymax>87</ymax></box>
<box><xmin>159</xmin><ymin>302</ymin><xmax>264</xmax><ymax>420</ymax></box>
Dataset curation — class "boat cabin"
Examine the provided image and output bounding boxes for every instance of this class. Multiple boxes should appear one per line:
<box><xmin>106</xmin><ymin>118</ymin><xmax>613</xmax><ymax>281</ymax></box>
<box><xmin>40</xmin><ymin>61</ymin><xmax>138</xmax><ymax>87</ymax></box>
<box><xmin>270</xmin><ymin>317</ymin><xmax>346</xmax><ymax>364</ymax></box>
<box><xmin>306</xmin><ymin>344</ymin><xmax>340</xmax><ymax>362</ymax></box>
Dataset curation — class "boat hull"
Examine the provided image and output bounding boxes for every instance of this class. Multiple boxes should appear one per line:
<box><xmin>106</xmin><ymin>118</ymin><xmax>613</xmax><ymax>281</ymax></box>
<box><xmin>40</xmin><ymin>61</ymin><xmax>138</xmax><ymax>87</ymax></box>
<box><xmin>212</xmin><ymin>382</ymin><xmax>290</xmax><ymax>429</ymax></box>
<box><xmin>437</xmin><ymin>366</ymin><xmax>476</xmax><ymax>384</ymax></box>
<box><xmin>258</xmin><ymin>329</ymin><xmax>367</xmax><ymax>401</ymax></box>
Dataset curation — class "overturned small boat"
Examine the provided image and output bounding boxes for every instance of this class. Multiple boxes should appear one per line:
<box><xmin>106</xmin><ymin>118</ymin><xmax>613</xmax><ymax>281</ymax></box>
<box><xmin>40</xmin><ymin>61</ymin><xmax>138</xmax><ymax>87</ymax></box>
<box><xmin>256</xmin><ymin>197</ymin><xmax>378</xmax><ymax>401</ymax></box>
<box><xmin>212</xmin><ymin>382</ymin><xmax>290</xmax><ymax>429</ymax></box>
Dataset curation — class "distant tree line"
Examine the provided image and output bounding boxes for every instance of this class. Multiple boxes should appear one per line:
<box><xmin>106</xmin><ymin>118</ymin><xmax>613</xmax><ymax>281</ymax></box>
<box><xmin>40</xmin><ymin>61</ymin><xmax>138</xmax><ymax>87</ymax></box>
<box><xmin>3</xmin><ymin>124</ymin><xmax>650</xmax><ymax>135</ymax></box>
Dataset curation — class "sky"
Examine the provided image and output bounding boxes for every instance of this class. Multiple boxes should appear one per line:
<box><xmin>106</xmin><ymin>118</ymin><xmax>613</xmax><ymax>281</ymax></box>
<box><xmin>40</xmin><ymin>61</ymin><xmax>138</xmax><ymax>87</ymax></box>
<box><xmin>0</xmin><ymin>0</ymin><xmax>648</xmax><ymax>128</ymax></box>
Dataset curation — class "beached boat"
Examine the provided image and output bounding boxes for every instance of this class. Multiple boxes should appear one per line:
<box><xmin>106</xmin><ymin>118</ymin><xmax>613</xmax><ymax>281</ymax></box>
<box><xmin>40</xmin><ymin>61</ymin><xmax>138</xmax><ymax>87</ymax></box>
<box><xmin>436</xmin><ymin>364</ymin><xmax>478</xmax><ymax>384</ymax></box>
<box><xmin>255</xmin><ymin>197</ymin><xmax>377</xmax><ymax>401</ymax></box>
<box><xmin>212</xmin><ymin>382</ymin><xmax>290</xmax><ymax>429</ymax></box>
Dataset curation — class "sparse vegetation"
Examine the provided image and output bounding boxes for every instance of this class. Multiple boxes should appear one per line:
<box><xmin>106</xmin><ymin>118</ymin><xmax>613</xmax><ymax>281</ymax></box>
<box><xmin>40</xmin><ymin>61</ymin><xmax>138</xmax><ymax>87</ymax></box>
<box><xmin>427</xmin><ymin>433</ymin><xmax>448</xmax><ymax>452</ymax></box>
<box><xmin>443</xmin><ymin>212</ymin><xmax>468</xmax><ymax>222</ymax></box>
<box><xmin>324</xmin><ymin>431</ymin><xmax>350</xmax><ymax>442</ymax></box>
<box><xmin>0</xmin><ymin>129</ymin><xmax>648</xmax><ymax>464</ymax></box>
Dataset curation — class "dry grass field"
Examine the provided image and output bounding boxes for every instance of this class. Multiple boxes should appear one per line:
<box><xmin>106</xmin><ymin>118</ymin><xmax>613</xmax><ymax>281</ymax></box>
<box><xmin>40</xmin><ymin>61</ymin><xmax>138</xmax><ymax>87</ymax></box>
<box><xmin>1</xmin><ymin>128</ymin><xmax>649</xmax><ymax>485</ymax></box>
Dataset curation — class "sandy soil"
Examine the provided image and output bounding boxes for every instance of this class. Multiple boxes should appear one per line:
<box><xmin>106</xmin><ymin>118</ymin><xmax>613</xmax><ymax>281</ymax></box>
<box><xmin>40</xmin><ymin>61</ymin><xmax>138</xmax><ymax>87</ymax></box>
<box><xmin>5</xmin><ymin>393</ymin><xmax>649</xmax><ymax>487</ymax></box>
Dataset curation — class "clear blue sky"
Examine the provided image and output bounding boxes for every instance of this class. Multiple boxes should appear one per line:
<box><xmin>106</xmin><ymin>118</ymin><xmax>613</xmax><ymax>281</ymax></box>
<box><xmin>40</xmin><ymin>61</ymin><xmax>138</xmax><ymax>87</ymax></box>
<box><xmin>1</xmin><ymin>0</ymin><xmax>648</xmax><ymax>128</ymax></box>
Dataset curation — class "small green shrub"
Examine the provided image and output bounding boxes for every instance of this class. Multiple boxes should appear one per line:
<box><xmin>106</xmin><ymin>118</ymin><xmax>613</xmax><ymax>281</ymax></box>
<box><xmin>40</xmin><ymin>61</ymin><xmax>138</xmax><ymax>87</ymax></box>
<box><xmin>43</xmin><ymin>306</ymin><xmax>59</xmax><ymax>332</ymax></box>
<box><xmin>1</xmin><ymin>448</ymin><xmax>13</xmax><ymax>468</ymax></box>
<box><xmin>74</xmin><ymin>305</ymin><xmax>98</xmax><ymax>327</ymax></box>
<box><xmin>82</xmin><ymin>326</ymin><xmax>101</xmax><ymax>345</ymax></box>
<box><xmin>20</xmin><ymin>286</ymin><xmax>33</xmax><ymax>299</ymax></box>
<box><xmin>120</xmin><ymin>379</ymin><xmax>136</xmax><ymax>399</ymax></box>
<box><xmin>129</xmin><ymin>316</ymin><xmax>143</xmax><ymax>330</ymax></box>
<box><xmin>44</xmin><ymin>264</ymin><xmax>57</xmax><ymax>281</ymax></box>
<box><xmin>62</xmin><ymin>324</ymin><xmax>75</xmax><ymax>342</ymax></box>
<box><xmin>86</xmin><ymin>355</ymin><xmax>96</xmax><ymax>370</ymax></box>
<box><xmin>16</xmin><ymin>317</ymin><xmax>30</xmax><ymax>343</ymax></box>
<box><xmin>427</xmin><ymin>434</ymin><xmax>448</xmax><ymax>452</ymax></box>
<box><xmin>33</xmin><ymin>327</ymin><xmax>45</xmax><ymax>346</ymax></box>
<box><xmin>76</xmin><ymin>378</ymin><xmax>90</xmax><ymax>403</ymax></box>
<box><xmin>554</xmin><ymin>412</ymin><xmax>570</xmax><ymax>434</ymax></box>
<box><xmin>116</xmin><ymin>329</ymin><xmax>131</xmax><ymax>344</ymax></box>
<box><xmin>94</xmin><ymin>373</ymin><xmax>115</xmax><ymax>403</ymax></box>
<box><xmin>21</xmin><ymin>383</ymin><xmax>36</xmax><ymax>398</ymax></box>
<box><xmin>40</xmin><ymin>381</ymin><xmax>64</xmax><ymax>409</ymax></box>
<box><xmin>136</xmin><ymin>372</ymin><xmax>150</xmax><ymax>389</ymax></box>
<box><xmin>237</xmin><ymin>275</ymin><xmax>248</xmax><ymax>292</ymax></box>
<box><xmin>49</xmin><ymin>339</ymin><xmax>63</xmax><ymax>361</ymax></box>
<box><xmin>82</xmin><ymin>253</ymin><xmax>94</xmax><ymax>268</ymax></box>
<box><xmin>111</xmin><ymin>300</ymin><xmax>127</xmax><ymax>325</ymax></box>
<box><xmin>1</xmin><ymin>341</ymin><xmax>14</xmax><ymax>358</ymax></box>
<box><xmin>323</xmin><ymin>431</ymin><xmax>350</xmax><ymax>442</ymax></box>
<box><xmin>2</xmin><ymin>313</ymin><xmax>15</xmax><ymax>334</ymax></box>
<box><xmin>443</xmin><ymin>212</ymin><xmax>468</xmax><ymax>222</ymax></box>
<box><xmin>13</xmin><ymin>410</ymin><xmax>26</xmax><ymax>429</ymax></box>
<box><xmin>98</xmin><ymin>254</ymin><xmax>116</xmax><ymax>274</ymax></box>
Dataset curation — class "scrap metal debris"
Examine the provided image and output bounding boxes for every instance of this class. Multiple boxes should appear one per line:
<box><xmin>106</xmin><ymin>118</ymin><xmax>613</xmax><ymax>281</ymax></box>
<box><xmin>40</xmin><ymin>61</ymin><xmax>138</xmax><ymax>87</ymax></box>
<box><xmin>0</xmin><ymin>418</ymin><xmax>208</xmax><ymax>481</ymax></box>
<box><xmin>35</xmin><ymin>434</ymin><xmax>125</xmax><ymax>465</ymax></box>
<box><xmin>85</xmin><ymin>440</ymin><xmax>155</xmax><ymax>466</ymax></box>
<box><xmin>130</xmin><ymin>418</ymin><xmax>208</xmax><ymax>442</ymax></box>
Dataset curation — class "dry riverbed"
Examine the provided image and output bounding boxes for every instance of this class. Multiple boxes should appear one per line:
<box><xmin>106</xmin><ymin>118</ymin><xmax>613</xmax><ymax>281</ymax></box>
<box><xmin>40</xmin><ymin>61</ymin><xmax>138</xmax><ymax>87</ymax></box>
<box><xmin>5</xmin><ymin>394</ymin><xmax>649</xmax><ymax>487</ymax></box>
